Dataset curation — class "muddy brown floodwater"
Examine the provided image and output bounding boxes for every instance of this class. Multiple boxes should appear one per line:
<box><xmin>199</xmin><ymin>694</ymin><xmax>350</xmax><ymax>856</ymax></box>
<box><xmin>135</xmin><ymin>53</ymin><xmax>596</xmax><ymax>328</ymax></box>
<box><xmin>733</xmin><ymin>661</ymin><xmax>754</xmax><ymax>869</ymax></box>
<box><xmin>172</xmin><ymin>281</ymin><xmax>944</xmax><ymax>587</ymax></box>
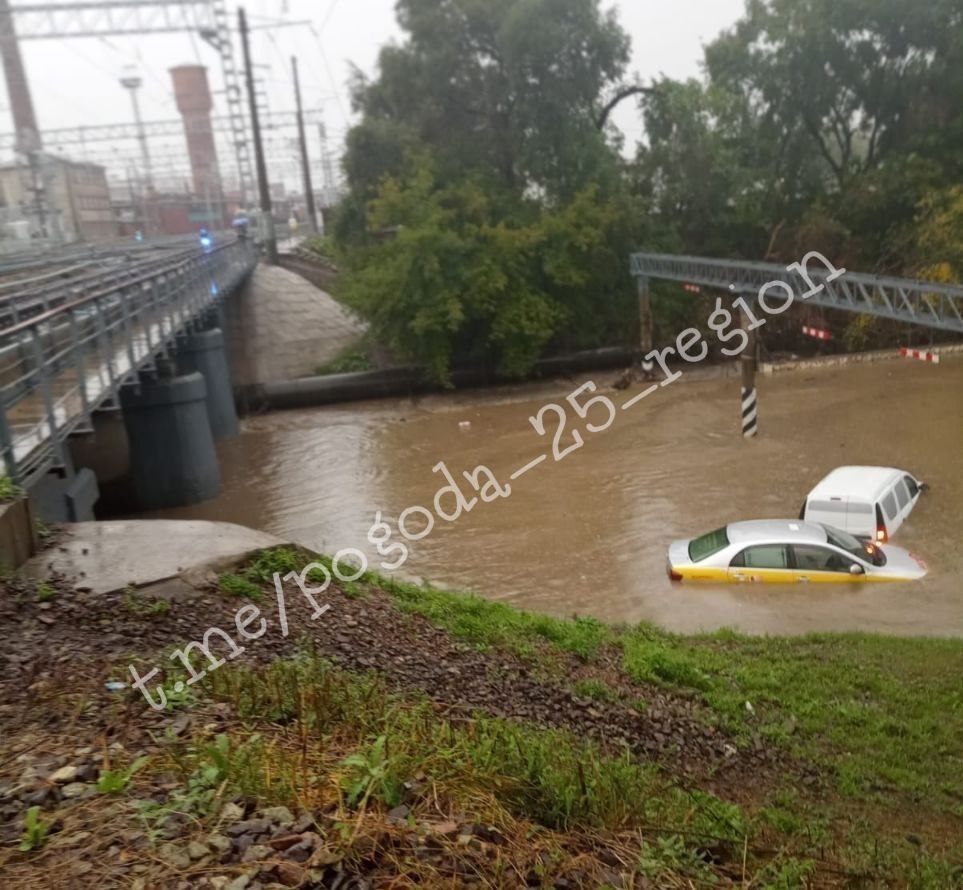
<box><xmin>148</xmin><ymin>355</ymin><xmax>963</xmax><ymax>637</ymax></box>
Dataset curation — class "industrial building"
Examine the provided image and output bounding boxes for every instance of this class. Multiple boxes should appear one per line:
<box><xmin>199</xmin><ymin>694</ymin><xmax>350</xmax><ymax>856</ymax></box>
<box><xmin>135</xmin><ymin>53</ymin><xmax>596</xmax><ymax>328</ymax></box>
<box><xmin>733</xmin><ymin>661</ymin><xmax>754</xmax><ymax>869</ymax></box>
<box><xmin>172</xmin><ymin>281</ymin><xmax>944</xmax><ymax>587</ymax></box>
<box><xmin>0</xmin><ymin>156</ymin><xmax>116</xmax><ymax>243</ymax></box>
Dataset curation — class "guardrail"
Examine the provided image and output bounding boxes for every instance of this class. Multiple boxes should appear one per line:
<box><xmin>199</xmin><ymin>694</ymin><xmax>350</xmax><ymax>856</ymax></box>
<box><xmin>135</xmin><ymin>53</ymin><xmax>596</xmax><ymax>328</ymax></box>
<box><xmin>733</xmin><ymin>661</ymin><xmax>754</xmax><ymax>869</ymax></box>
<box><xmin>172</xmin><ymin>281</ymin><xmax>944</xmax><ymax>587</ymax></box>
<box><xmin>630</xmin><ymin>253</ymin><xmax>963</xmax><ymax>333</ymax></box>
<box><xmin>0</xmin><ymin>238</ymin><xmax>258</xmax><ymax>486</ymax></box>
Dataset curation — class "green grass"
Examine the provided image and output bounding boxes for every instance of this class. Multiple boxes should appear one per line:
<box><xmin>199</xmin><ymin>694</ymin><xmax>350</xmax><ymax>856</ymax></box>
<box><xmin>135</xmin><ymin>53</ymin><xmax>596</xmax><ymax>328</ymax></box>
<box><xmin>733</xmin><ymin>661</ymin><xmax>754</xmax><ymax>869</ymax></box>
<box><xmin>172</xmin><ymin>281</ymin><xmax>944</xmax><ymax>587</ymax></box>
<box><xmin>122</xmin><ymin>588</ymin><xmax>170</xmax><ymax>616</ymax></box>
<box><xmin>35</xmin><ymin>582</ymin><xmax>56</xmax><ymax>602</ymax></box>
<box><xmin>241</xmin><ymin>548</ymin><xmax>963</xmax><ymax>815</ymax></box>
<box><xmin>383</xmin><ymin>571</ymin><xmax>963</xmax><ymax>810</ymax></box>
<box><xmin>621</xmin><ymin>628</ymin><xmax>963</xmax><ymax>809</ymax></box>
<box><xmin>217</xmin><ymin>573</ymin><xmax>263</xmax><ymax>602</ymax></box>
<box><xmin>196</xmin><ymin>653</ymin><xmax>960</xmax><ymax>887</ymax></box>
<box><xmin>210</xmin><ymin>655</ymin><xmax>745</xmax><ymax>838</ymax></box>
<box><xmin>380</xmin><ymin>572</ymin><xmax>609</xmax><ymax>660</ymax></box>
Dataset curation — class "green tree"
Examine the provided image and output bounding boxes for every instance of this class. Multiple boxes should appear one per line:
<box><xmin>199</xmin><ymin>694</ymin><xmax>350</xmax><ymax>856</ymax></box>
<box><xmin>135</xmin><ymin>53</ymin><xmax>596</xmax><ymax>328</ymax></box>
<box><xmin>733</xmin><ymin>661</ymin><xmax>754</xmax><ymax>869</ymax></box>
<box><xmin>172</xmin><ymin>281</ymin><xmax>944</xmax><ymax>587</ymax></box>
<box><xmin>339</xmin><ymin>157</ymin><xmax>636</xmax><ymax>383</ymax></box>
<box><xmin>344</xmin><ymin>0</ymin><xmax>632</xmax><ymax>207</ymax></box>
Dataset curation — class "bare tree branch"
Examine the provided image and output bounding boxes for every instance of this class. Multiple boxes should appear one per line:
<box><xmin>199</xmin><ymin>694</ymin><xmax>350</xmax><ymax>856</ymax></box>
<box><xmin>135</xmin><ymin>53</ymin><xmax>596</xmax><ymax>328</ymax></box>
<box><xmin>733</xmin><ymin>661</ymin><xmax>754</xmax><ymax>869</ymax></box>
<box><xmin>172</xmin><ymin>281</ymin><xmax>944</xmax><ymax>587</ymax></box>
<box><xmin>595</xmin><ymin>85</ymin><xmax>656</xmax><ymax>130</ymax></box>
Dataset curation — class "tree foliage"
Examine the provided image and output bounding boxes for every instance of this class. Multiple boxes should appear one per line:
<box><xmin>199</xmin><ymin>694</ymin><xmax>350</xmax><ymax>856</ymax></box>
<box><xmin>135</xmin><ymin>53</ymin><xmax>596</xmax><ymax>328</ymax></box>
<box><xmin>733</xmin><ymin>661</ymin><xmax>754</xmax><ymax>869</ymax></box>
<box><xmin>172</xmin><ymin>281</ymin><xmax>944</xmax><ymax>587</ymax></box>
<box><xmin>333</xmin><ymin>0</ymin><xmax>962</xmax><ymax>380</ymax></box>
<box><xmin>345</xmin><ymin>0</ymin><xmax>631</xmax><ymax>205</ymax></box>
<box><xmin>340</xmin><ymin>157</ymin><xmax>635</xmax><ymax>382</ymax></box>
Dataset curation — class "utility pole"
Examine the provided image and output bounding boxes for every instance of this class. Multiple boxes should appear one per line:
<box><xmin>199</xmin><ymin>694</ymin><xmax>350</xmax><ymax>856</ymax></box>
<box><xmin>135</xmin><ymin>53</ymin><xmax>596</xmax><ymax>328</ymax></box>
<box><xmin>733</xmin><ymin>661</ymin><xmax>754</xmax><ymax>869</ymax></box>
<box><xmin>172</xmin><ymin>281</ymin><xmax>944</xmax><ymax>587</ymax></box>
<box><xmin>291</xmin><ymin>56</ymin><xmax>317</xmax><ymax>234</ymax></box>
<box><xmin>238</xmin><ymin>6</ymin><xmax>277</xmax><ymax>264</ymax></box>
<box><xmin>317</xmin><ymin>122</ymin><xmax>337</xmax><ymax>209</ymax></box>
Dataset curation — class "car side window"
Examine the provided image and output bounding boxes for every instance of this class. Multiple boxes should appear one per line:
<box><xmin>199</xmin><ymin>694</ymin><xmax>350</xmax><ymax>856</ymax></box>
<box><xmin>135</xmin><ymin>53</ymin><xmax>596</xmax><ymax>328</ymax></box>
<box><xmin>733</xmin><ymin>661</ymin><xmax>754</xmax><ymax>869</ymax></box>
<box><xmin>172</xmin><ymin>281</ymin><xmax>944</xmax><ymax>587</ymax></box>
<box><xmin>894</xmin><ymin>480</ymin><xmax>910</xmax><ymax>511</ymax></box>
<box><xmin>793</xmin><ymin>545</ymin><xmax>851</xmax><ymax>573</ymax></box>
<box><xmin>904</xmin><ymin>475</ymin><xmax>919</xmax><ymax>499</ymax></box>
<box><xmin>882</xmin><ymin>490</ymin><xmax>898</xmax><ymax>521</ymax></box>
<box><xmin>733</xmin><ymin>545</ymin><xmax>790</xmax><ymax>570</ymax></box>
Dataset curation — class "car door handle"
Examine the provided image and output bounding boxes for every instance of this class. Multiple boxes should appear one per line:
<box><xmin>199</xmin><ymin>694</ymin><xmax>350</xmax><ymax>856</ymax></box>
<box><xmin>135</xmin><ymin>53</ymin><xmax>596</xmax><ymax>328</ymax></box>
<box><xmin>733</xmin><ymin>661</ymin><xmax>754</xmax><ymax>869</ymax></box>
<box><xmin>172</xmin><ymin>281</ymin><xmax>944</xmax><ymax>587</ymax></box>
<box><xmin>797</xmin><ymin>575</ymin><xmax>810</xmax><ymax>583</ymax></box>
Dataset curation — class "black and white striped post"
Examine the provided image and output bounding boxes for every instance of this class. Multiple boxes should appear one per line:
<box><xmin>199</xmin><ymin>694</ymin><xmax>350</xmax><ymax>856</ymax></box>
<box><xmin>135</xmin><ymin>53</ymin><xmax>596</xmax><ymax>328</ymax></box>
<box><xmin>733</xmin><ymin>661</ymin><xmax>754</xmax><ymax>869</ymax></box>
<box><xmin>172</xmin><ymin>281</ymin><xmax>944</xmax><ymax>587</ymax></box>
<box><xmin>637</xmin><ymin>275</ymin><xmax>654</xmax><ymax>373</ymax></box>
<box><xmin>740</xmin><ymin>300</ymin><xmax>759</xmax><ymax>439</ymax></box>
<box><xmin>741</xmin><ymin>386</ymin><xmax>758</xmax><ymax>439</ymax></box>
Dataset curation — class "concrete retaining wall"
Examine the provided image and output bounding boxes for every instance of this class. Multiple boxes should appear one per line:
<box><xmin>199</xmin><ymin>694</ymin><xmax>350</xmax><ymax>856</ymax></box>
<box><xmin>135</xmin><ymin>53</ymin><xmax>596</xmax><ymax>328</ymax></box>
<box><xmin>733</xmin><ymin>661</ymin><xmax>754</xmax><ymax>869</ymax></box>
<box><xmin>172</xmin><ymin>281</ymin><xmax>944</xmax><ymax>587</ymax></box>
<box><xmin>762</xmin><ymin>342</ymin><xmax>963</xmax><ymax>375</ymax></box>
<box><xmin>244</xmin><ymin>346</ymin><xmax>637</xmax><ymax>411</ymax></box>
<box><xmin>0</xmin><ymin>496</ymin><xmax>39</xmax><ymax>570</ymax></box>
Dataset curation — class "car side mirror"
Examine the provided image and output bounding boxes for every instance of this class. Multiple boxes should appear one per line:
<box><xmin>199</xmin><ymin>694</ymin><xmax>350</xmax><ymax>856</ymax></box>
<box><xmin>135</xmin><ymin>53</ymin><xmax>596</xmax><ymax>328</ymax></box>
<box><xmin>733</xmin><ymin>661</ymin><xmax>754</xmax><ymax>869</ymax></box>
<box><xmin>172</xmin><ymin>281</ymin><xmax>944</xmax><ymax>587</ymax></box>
<box><xmin>850</xmin><ymin>564</ymin><xmax>865</xmax><ymax>576</ymax></box>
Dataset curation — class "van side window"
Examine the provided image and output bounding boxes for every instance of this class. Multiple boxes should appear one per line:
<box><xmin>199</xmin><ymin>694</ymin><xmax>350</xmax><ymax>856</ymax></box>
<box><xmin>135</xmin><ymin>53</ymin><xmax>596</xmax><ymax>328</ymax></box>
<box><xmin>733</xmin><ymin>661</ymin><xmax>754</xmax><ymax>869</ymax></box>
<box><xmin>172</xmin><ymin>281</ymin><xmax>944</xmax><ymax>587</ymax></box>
<box><xmin>904</xmin><ymin>476</ymin><xmax>919</xmax><ymax>498</ymax></box>
<box><xmin>735</xmin><ymin>546</ymin><xmax>790</xmax><ymax>570</ymax></box>
<box><xmin>882</xmin><ymin>491</ymin><xmax>898</xmax><ymax>521</ymax></box>
<box><xmin>895</xmin><ymin>480</ymin><xmax>910</xmax><ymax>511</ymax></box>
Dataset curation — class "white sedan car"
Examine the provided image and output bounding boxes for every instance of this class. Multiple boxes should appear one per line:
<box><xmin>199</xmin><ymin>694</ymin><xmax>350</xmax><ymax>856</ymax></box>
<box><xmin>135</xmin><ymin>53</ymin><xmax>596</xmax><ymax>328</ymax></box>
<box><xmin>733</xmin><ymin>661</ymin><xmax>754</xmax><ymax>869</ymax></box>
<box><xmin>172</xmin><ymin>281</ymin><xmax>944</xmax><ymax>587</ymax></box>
<box><xmin>667</xmin><ymin>520</ymin><xmax>928</xmax><ymax>585</ymax></box>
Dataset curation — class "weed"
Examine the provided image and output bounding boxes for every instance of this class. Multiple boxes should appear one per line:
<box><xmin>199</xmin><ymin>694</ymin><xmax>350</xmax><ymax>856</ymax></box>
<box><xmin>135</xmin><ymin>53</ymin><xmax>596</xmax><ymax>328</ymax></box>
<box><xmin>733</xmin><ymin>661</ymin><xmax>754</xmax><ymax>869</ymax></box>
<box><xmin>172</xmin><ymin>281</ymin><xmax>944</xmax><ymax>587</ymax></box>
<box><xmin>35</xmin><ymin>582</ymin><xmax>56</xmax><ymax>602</ymax></box>
<box><xmin>97</xmin><ymin>756</ymin><xmax>150</xmax><ymax>794</ymax></box>
<box><xmin>18</xmin><ymin>806</ymin><xmax>51</xmax><ymax>852</ymax></box>
<box><xmin>122</xmin><ymin>589</ymin><xmax>170</xmax><ymax>616</ymax></box>
<box><xmin>0</xmin><ymin>476</ymin><xmax>22</xmax><ymax>502</ymax></box>
<box><xmin>242</xmin><ymin>547</ymin><xmax>303</xmax><ymax>582</ymax></box>
<box><xmin>572</xmin><ymin>678</ymin><xmax>617</xmax><ymax>702</ymax></box>
<box><xmin>341</xmin><ymin>735</ymin><xmax>403</xmax><ymax>807</ymax></box>
<box><xmin>217</xmin><ymin>573</ymin><xmax>262</xmax><ymax>602</ymax></box>
<box><xmin>316</xmin><ymin>348</ymin><xmax>371</xmax><ymax>375</ymax></box>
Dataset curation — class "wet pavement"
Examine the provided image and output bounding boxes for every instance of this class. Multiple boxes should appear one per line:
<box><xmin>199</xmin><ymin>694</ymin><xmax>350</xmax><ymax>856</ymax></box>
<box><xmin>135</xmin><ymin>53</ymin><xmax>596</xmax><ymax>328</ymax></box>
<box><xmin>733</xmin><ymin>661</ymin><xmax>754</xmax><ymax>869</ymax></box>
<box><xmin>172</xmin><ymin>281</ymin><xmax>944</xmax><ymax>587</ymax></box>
<box><xmin>22</xmin><ymin>520</ymin><xmax>284</xmax><ymax>594</ymax></box>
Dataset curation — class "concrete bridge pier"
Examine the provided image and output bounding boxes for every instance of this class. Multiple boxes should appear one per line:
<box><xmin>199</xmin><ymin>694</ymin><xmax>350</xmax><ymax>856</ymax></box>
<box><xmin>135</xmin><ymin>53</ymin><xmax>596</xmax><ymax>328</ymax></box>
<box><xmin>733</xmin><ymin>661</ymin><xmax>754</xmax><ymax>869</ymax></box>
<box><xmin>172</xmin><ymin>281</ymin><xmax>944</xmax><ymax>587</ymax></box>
<box><xmin>120</xmin><ymin>367</ymin><xmax>221</xmax><ymax>510</ymax></box>
<box><xmin>176</xmin><ymin>324</ymin><xmax>239</xmax><ymax>439</ymax></box>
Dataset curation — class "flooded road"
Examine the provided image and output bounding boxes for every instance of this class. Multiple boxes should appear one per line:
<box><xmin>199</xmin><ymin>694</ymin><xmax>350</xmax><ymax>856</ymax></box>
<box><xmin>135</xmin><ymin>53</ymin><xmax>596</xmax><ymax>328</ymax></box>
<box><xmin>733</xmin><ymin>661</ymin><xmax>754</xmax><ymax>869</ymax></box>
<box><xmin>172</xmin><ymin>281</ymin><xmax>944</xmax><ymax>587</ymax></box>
<box><xmin>150</xmin><ymin>355</ymin><xmax>963</xmax><ymax>637</ymax></box>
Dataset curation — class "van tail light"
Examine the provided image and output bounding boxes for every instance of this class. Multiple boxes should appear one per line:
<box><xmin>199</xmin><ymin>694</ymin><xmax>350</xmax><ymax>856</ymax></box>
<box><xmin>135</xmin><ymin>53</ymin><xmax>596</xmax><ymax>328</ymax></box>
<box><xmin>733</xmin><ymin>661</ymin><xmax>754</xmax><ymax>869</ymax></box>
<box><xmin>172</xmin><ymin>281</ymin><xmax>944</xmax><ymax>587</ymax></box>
<box><xmin>668</xmin><ymin>567</ymin><xmax>683</xmax><ymax>582</ymax></box>
<box><xmin>875</xmin><ymin>504</ymin><xmax>888</xmax><ymax>543</ymax></box>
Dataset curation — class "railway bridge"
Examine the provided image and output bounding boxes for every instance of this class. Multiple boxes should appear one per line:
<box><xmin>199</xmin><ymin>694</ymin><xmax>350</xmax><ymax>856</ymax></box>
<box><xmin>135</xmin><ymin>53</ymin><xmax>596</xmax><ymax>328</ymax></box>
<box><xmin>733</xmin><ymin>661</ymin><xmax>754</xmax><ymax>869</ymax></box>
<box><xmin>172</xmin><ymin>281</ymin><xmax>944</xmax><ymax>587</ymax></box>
<box><xmin>0</xmin><ymin>236</ymin><xmax>257</xmax><ymax>520</ymax></box>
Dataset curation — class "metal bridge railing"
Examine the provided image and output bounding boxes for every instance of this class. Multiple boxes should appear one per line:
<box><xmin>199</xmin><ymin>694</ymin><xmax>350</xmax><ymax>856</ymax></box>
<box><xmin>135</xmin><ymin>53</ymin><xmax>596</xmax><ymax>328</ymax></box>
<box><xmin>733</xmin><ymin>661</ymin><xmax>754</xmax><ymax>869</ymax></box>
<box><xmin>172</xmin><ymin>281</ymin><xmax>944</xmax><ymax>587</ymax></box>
<box><xmin>0</xmin><ymin>239</ymin><xmax>258</xmax><ymax>486</ymax></box>
<box><xmin>630</xmin><ymin>253</ymin><xmax>963</xmax><ymax>333</ymax></box>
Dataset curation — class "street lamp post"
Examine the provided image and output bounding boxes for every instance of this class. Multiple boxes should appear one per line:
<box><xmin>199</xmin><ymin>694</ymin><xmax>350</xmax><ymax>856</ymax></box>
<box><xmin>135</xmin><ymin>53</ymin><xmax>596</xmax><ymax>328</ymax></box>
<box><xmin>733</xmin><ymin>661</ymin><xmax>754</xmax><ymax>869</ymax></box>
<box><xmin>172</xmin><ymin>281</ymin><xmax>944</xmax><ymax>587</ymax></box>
<box><xmin>120</xmin><ymin>72</ymin><xmax>154</xmax><ymax>234</ymax></box>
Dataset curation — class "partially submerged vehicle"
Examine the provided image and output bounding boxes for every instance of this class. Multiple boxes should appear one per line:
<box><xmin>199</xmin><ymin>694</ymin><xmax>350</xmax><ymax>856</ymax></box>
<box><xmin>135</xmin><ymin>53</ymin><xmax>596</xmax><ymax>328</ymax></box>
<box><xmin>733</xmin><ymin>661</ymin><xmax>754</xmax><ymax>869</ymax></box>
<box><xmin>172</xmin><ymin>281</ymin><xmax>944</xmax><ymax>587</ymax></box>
<box><xmin>800</xmin><ymin>466</ymin><xmax>925</xmax><ymax>543</ymax></box>
<box><xmin>667</xmin><ymin>520</ymin><xmax>927</xmax><ymax>585</ymax></box>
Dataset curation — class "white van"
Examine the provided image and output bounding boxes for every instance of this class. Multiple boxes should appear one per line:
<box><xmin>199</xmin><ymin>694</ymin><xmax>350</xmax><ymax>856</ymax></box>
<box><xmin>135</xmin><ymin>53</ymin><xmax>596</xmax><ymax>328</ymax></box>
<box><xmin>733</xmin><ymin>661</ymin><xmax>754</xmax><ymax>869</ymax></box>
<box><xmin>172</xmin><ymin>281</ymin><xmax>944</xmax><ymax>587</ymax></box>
<box><xmin>801</xmin><ymin>466</ymin><xmax>925</xmax><ymax>543</ymax></box>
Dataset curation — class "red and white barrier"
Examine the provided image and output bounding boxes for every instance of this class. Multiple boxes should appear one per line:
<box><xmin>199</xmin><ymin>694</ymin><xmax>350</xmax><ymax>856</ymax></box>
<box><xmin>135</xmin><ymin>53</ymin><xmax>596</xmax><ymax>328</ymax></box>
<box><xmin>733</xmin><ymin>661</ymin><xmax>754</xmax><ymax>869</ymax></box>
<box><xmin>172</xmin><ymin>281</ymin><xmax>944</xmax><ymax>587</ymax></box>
<box><xmin>802</xmin><ymin>325</ymin><xmax>832</xmax><ymax>341</ymax></box>
<box><xmin>900</xmin><ymin>347</ymin><xmax>941</xmax><ymax>365</ymax></box>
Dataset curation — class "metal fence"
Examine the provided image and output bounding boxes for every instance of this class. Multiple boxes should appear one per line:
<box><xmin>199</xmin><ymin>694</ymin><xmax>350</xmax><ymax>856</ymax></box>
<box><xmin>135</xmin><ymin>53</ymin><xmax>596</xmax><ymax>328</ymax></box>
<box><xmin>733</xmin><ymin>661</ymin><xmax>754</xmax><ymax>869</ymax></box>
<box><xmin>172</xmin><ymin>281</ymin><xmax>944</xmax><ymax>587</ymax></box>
<box><xmin>0</xmin><ymin>238</ymin><xmax>257</xmax><ymax>485</ymax></box>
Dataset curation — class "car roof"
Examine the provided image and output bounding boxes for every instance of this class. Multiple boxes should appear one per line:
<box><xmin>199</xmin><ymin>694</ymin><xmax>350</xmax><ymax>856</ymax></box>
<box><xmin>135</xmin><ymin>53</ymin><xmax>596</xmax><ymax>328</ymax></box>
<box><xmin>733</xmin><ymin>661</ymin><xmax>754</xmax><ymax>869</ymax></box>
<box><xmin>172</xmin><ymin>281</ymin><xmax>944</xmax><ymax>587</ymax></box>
<box><xmin>808</xmin><ymin>466</ymin><xmax>908</xmax><ymax>502</ymax></box>
<box><xmin>726</xmin><ymin>520</ymin><xmax>829</xmax><ymax>545</ymax></box>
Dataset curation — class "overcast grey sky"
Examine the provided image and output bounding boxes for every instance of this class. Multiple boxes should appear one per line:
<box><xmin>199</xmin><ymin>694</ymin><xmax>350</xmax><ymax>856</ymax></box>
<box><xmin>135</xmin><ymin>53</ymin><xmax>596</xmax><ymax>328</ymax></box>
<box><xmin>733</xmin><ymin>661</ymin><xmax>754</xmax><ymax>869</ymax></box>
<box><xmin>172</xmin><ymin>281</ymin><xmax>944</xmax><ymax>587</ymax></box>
<box><xmin>3</xmin><ymin>0</ymin><xmax>746</xmax><ymax>181</ymax></box>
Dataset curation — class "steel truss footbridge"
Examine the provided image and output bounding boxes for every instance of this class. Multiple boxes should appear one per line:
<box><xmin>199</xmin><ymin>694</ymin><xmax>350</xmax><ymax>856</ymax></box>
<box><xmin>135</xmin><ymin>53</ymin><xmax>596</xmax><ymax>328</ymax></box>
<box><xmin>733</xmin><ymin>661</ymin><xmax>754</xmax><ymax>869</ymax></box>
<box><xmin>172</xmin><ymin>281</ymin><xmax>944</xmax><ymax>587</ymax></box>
<box><xmin>631</xmin><ymin>253</ymin><xmax>963</xmax><ymax>333</ymax></box>
<box><xmin>0</xmin><ymin>236</ymin><xmax>257</xmax><ymax>486</ymax></box>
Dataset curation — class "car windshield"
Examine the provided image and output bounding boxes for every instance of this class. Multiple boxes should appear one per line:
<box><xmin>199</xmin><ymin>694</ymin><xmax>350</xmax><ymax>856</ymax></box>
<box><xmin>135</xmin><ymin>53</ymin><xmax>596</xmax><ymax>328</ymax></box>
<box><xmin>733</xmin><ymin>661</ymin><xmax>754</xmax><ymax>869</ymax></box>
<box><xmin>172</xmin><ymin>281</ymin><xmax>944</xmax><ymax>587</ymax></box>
<box><xmin>821</xmin><ymin>525</ymin><xmax>887</xmax><ymax>567</ymax></box>
<box><xmin>688</xmin><ymin>527</ymin><xmax>730</xmax><ymax>562</ymax></box>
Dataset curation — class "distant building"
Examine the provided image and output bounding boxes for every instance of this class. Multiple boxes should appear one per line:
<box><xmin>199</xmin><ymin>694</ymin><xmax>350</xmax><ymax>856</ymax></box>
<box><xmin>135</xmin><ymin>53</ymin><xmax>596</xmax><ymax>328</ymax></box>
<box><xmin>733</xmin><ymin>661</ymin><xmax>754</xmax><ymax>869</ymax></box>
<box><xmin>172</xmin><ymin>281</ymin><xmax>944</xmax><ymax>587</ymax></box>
<box><xmin>0</xmin><ymin>156</ymin><xmax>117</xmax><ymax>243</ymax></box>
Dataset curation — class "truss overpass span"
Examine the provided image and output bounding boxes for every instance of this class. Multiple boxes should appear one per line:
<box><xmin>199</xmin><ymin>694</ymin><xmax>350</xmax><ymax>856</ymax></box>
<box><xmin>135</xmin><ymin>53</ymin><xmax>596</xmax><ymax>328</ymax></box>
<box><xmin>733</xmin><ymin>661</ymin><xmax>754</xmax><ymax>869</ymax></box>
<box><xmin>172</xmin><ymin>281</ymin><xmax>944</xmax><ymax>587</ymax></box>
<box><xmin>631</xmin><ymin>253</ymin><xmax>963</xmax><ymax>333</ymax></box>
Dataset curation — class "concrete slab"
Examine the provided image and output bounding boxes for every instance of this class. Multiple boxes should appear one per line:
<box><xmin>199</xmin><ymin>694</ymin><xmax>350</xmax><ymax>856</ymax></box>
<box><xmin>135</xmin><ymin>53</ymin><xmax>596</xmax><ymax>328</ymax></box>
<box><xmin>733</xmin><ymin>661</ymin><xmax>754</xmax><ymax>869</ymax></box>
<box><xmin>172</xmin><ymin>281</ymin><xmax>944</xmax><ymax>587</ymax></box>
<box><xmin>20</xmin><ymin>520</ymin><xmax>285</xmax><ymax>594</ymax></box>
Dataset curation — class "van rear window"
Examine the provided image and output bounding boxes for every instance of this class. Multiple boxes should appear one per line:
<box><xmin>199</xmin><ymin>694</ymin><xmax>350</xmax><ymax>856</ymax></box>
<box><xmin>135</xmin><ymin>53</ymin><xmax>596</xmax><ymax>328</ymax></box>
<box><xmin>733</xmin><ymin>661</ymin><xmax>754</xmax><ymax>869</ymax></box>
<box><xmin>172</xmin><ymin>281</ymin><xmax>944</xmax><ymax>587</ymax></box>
<box><xmin>689</xmin><ymin>528</ymin><xmax>730</xmax><ymax>562</ymax></box>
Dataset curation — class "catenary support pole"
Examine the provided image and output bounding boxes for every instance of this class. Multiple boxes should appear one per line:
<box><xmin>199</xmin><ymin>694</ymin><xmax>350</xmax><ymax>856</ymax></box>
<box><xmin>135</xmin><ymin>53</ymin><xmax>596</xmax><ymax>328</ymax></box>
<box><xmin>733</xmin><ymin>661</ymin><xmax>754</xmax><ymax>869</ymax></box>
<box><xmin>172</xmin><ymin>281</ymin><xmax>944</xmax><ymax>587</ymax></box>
<box><xmin>291</xmin><ymin>56</ymin><xmax>318</xmax><ymax>234</ymax></box>
<box><xmin>239</xmin><ymin>7</ymin><xmax>277</xmax><ymax>264</ymax></box>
